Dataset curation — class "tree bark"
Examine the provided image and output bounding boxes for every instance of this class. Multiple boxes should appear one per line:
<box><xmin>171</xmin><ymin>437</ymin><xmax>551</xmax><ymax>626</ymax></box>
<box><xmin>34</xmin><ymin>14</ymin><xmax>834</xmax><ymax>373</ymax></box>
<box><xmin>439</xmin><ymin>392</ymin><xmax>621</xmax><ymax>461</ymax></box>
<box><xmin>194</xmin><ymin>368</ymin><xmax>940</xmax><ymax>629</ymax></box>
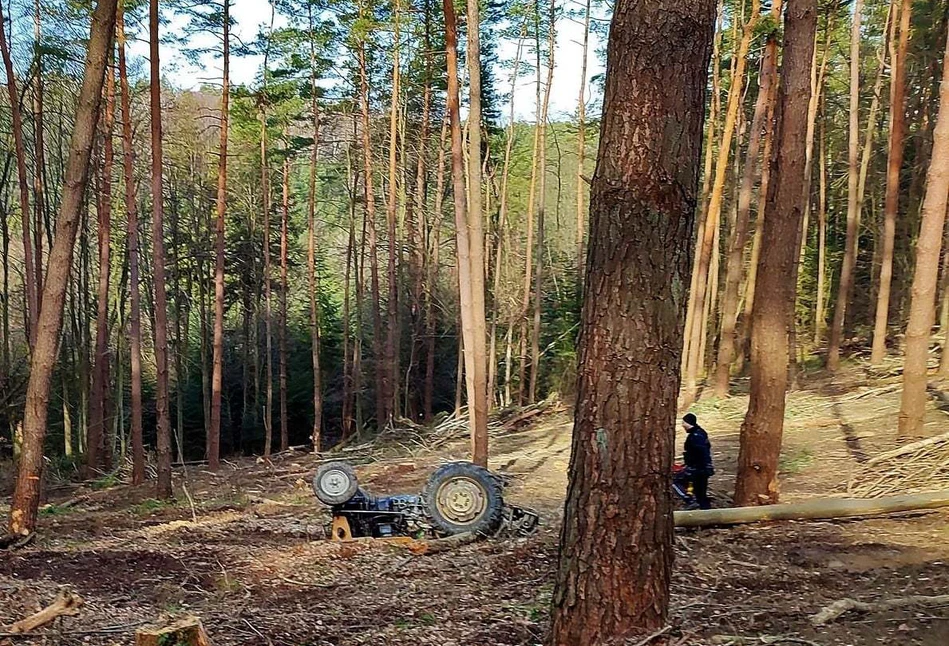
<box><xmin>208</xmin><ymin>0</ymin><xmax>230</xmax><ymax>469</ymax></box>
<box><xmin>384</xmin><ymin>0</ymin><xmax>401</xmax><ymax>426</ymax></box>
<box><xmin>713</xmin><ymin>0</ymin><xmax>782</xmax><ymax>396</ymax></box>
<box><xmin>549</xmin><ymin>0</ymin><xmax>715</xmax><ymax>640</ymax></box>
<box><xmin>279</xmin><ymin>151</ymin><xmax>289</xmax><ymax>452</ymax></box>
<box><xmin>0</xmin><ymin>1</ymin><xmax>38</xmax><ymax>347</ymax></box>
<box><xmin>149</xmin><ymin>0</ymin><xmax>172</xmax><ymax>496</ymax></box>
<box><xmin>897</xmin><ymin>29</ymin><xmax>949</xmax><ymax>438</ymax></box>
<box><xmin>8</xmin><ymin>0</ymin><xmax>117</xmax><ymax>536</ymax></box>
<box><xmin>734</xmin><ymin>0</ymin><xmax>816</xmax><ymax>507</ymax></box>
<box><xmin>871</xmin><ymin>0</ymin><xmax>912</xmax><ymax>366</ymax></box>
<box><xmin>307</xmin><ymin>3</ymin><xmax>322</xmax><ymax>451</ymax></box>
<box><xmin>828</xmin><ymin>0</ymin><xmax>865</xmax><ymax>371</ymax></box>
<box><xmin>465</xmin><ymin>0</ymin><xmax>489</xmax><ymax>464</ymax></box>
<box><xmin>87</xmin><ymin>61</ymin><xmax>115</xmax><ymax>478</ymax></box>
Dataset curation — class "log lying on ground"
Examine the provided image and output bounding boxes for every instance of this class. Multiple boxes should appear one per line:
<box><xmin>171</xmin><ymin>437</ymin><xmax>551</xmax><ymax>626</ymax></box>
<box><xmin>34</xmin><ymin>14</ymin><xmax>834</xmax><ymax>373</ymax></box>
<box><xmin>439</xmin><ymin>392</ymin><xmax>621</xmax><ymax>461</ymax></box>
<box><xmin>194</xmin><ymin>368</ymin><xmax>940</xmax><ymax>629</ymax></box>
<box><xmin>405</xmin><ymin>532</ymin><xmax>479</xmax><ymax>555</ymax></box>
<box><xmin>810</xmin><ymin>594</ymin><xmax>949</xmax><ymax>625</ymax></box>
<box><xmin>135</xmin><ymin>617</ymin><xmax>212</xmax><ymax>646</ymax></box>
<box><xmin>4</xmin><ymin>590</ymin><xmax>83</xmax><ymax>633</ymax></box>
<box><xmin>674</xmin><ymin>490</ymin><xmax>949</xmax><ymax>528</ymax></box>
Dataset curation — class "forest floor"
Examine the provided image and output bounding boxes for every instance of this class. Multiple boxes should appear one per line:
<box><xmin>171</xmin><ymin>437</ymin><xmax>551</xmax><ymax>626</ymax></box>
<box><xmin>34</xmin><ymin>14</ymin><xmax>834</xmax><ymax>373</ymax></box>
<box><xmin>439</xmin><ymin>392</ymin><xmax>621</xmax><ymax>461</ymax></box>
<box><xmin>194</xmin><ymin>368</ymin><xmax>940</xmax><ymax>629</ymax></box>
<box><xmin>2</xmin><ymin>363</ymin><xmax>949</xmax><ymax>645</ymax></box>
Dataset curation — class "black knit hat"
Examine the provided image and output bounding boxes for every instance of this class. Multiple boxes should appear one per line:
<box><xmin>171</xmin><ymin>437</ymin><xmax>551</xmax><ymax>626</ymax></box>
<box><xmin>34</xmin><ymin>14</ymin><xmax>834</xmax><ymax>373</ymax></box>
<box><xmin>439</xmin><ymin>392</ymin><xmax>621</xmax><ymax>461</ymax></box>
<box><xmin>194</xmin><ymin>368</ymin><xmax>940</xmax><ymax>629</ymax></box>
<box><xmin>683</xmin><ymin>413</ymin><xmax>697</xmax><ymax>426</ymax></box>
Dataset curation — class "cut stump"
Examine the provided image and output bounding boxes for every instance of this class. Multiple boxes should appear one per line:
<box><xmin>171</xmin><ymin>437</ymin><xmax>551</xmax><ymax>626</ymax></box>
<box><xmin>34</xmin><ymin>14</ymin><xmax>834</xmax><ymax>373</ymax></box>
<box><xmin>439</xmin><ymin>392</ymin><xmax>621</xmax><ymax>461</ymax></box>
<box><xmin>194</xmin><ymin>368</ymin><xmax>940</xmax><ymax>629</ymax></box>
<box><xmin>135</xmin><ymin>617</ymin><xmax>213</xmax><ymax>646</ymax></box>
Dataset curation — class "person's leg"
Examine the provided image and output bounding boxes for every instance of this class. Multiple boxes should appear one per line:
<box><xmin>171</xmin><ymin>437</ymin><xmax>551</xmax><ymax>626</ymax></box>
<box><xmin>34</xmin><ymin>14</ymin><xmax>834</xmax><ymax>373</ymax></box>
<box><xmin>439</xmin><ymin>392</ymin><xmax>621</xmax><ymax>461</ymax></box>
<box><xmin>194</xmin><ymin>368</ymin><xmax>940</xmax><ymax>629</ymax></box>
<box><xmin>693</xmin><ymin>474</ymin><xmax>711</xmax><ymax>510</ymax></box>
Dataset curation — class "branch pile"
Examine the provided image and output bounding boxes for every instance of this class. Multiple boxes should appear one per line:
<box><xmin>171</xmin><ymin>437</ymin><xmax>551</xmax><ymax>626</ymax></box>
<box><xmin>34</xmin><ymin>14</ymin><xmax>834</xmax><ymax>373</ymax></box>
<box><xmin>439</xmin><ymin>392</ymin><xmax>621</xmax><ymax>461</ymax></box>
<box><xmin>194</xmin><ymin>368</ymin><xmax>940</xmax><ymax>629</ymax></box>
<box><xmin>848</xmin><ymin>430</ymin><xmax>949</xmax><ymax>497</ymax></box>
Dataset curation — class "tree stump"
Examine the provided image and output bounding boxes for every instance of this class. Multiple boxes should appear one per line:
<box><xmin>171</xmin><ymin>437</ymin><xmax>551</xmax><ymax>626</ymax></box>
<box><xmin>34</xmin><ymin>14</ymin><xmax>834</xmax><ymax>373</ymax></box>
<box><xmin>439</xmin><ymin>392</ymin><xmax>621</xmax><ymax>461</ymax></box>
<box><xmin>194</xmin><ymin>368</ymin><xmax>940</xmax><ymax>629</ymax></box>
<box><xmin>135</xmin><ymin>617</ymin><xmax>213</xmax><ymax>646</ymax></box>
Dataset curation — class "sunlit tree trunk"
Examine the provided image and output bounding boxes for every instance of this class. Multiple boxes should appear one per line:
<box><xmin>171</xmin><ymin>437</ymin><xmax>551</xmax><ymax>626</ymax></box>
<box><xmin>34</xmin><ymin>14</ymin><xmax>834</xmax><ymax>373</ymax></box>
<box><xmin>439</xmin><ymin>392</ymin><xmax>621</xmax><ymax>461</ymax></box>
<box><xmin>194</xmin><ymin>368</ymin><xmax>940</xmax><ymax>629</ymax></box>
<box><xmin>871</xmin><ymin>0</ymin><xmax>912</xmax><ymax>366</ymax></box>
<box><xmin>575</xmin><ymin>0</ymin><xmax>592</xmax><ymax>279</ymax></box>
<box><xmin>898</xmin><ymin>29</ymin><xmax>949</xmax><ymax>438</ymax></box>
<box><xmin>549</xmin><ymin>0</ymin><xmax>715</xmax><ymax>638</ymax></box>
<box><xmin>8</xmin><ymin>0</ymin><xmax>117</xmax><ymax>536</ymax></box>
<box><xmin>208</xmin><ymin>0</ymin><xmax>230</xmax><ymax>469</ymax></box>
<box><xmin>683</xmin><ymin>0</ymin><xmax>760</xmax><ymax>406</ymax></box>
<box><xmin>383</xmin><ymin>0</ymin><xmax>401</xmax><ymax>425</ymax></box>
<box><xmin>735</xmin><ymin>0</ymin><xmax>816</xmax><ymax>507</ymax></box>
<box><xmin>307</xmin><ymin>3</ymin><xmax>322</xmax><ymax>450</ymax></box>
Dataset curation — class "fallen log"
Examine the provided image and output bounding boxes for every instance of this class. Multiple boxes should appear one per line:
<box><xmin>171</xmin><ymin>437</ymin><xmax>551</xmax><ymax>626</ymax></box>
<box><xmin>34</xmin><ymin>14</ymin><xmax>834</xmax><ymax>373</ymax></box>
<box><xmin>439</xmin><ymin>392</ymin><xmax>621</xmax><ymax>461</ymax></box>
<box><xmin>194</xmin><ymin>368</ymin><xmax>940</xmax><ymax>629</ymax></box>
<box><xmin>810</xmin><ymin>593</ymin><xmax>949</xmax><ymax>626</ymax></box>
<box><xmin>674</xmin><ymin>490</ymin><xmax>949</xmax><ymax>528</ymax></box>
<box><xmin>135</xmin><ymin>617</ymin><xmax>213</xmax><ymax>646</ymax></box>
<box><xmin>4</xmin><ymin>590</ymin><xmax>83</xmax><ymax>633</ymax></box>
<box><xmin>406</xmin><ymin>532</ymin><xmax>479</xmax><ymax>555</ymax></box>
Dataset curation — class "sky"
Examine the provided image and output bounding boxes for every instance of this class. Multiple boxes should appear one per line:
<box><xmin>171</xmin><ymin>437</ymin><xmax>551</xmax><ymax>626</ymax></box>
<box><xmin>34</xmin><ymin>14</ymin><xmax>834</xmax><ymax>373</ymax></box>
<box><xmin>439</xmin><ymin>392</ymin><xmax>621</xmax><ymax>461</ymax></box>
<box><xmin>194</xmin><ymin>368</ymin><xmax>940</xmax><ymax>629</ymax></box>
<box><xmin>139</xmin><ymin>0</ymin><xmax>607</xmax><ymax>123</ymax></box>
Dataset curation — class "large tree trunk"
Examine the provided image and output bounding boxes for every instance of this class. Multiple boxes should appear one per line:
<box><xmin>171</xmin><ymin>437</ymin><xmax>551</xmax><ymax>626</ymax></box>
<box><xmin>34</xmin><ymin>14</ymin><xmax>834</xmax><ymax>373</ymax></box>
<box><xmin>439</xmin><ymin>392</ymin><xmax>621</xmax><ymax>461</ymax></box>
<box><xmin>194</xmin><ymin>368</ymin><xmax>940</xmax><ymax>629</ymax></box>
<box><xmin>0</xmin><ymin>2</ymin><xmax>38</xmax><ymax>347</ymax></box>
<box><xmin>461</xmin><ymin>0</ymin><xmax>489</xmax><ymax>466</ymax></box>
<box><xmin>734</xmin><ymin>0</ymin><xmax>816</xmax><ymax>507</ymax></box>
<box><xmin>208</xmin><ymin>0</ymin><xmax>230</xmax><ymax>469</ymax></box>
<box><xmin>713</xmin><ymin>0</ymin><xmax>782</xmax><ymax>396</ymax></box>
<box><xmin>871</xmin><ymin>0</ymin><xmax>912</xmax><ymax>366</ymax></box>
<box><xmin>683</xmin><ymin>0</ymin><xmax>760</xmax><ymax>406</ymax></box>
<box><xmin>118</xmin><ymin>4</ymin><xmax>143</xmax><ymax>485</ymax></box>
<box><xmin>307</xmin><ymin>4</ymin><xmax>322</xmax><ymax>451</ymax></box>
<box><xmin>897</xmin><ymin>30</ymin><xmax>949</xmax><ymax>438</ymax></box>
<box><xmin>548</xmin><ymin>0</ymin><xmax>715</xmax><ymax>641</ymax></box>
<box><xmin>8</xmin><ymin>0</ymin><xmax>117</xmax><ymax>536</ymax></box>
<box><xmin>828</xmin><ymin>0</ymin><xmax>865</xmax><ymax>371</ymax></box>
<box><xmin>149</xmin><ymin>0</ymin><xmax>172</xmax><ymax>496</ymax></box>
<box><xmin>87</xmin><ymin>63</ymin><xmax>115</xmax><ymax>477</ymax></box>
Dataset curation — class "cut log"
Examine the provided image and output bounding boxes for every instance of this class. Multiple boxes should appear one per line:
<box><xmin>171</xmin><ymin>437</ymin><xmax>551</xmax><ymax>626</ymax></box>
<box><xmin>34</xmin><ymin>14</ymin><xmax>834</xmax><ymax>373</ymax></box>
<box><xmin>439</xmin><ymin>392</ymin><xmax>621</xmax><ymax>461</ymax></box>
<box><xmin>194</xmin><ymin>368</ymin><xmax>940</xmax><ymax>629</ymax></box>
<box><xmin>135</xmin><ymin>617</ymin><xmax>213</xmax><ymax>646</ymax></box>
<box><xmin>674</xmin><ymin>490</ymin><xmax>949</xmax><ymax>528</ymax></box>
<box><xmin>810</xmin><ymin>594</ymin><xmax>949</xmax><ymax>626</ymax></box>
<box><xmin>4</xmin><ymin>590</ymin><xmax>83</xmax><ymax>633</ymax></box>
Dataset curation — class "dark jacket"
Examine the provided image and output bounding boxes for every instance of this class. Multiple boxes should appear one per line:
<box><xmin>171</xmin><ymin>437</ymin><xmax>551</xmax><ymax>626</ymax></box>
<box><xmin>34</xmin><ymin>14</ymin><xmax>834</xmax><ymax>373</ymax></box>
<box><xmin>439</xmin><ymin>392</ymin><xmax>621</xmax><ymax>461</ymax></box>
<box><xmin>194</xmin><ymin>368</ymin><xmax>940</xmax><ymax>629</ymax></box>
<box><xmin>684</xmin><ymin>426</ymin><xmax>714</xmax><ymax>475</ymax></box>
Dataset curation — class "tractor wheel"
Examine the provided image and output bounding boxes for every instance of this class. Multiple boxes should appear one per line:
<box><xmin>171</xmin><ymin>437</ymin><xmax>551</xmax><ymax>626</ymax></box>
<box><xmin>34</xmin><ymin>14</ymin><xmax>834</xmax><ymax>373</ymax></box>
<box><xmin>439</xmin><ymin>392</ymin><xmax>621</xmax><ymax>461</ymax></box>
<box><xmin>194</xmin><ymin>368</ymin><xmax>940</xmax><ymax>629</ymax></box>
<box><xmin>422</xmin><ymin>462</ymin><xmax>503</xmax><ymax>536</ymax></box>
<box><xmin>312</xmin><ymin>461</ymin><xmax>359</xmax><ymax>506</ymax></box>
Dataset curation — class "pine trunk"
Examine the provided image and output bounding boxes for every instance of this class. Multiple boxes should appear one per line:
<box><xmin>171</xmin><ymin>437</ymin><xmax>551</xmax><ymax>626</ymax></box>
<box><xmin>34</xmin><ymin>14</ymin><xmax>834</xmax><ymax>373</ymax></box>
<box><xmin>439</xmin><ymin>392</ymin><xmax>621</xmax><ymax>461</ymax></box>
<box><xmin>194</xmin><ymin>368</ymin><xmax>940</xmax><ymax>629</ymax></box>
<box><xmin>549</xmin><ymin>0</ymin><xmax>715</xmax><ymax>639</ymax></box>
<box><xmin>307</xmin><ymin>4</ymin><xmax>322</xmax><ymax>450</ymax></box>
<box><xmin>735</xmin><ymin>0</ymin><xmax>816</xmax><ymax>507</ymax></box>
<box><xmin>897</xmin><ymin>29</ymin><xmax>949</xmax><ymax>438</ymax></box>
<box><xmin>871</xmin><ymin>0</ymin><xmax>912</xmax><ymax>366</ymax></box>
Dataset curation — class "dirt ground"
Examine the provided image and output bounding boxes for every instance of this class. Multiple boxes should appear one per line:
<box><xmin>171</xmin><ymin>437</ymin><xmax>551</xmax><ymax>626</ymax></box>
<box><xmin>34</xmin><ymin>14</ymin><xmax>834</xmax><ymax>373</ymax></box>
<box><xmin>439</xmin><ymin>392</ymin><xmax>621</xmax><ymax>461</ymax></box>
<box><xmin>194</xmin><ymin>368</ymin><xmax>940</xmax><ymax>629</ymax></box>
<box><xmin>2</xmin><ymin>364</ymin><xmax>949</xmax><ymax>645</ymax></box>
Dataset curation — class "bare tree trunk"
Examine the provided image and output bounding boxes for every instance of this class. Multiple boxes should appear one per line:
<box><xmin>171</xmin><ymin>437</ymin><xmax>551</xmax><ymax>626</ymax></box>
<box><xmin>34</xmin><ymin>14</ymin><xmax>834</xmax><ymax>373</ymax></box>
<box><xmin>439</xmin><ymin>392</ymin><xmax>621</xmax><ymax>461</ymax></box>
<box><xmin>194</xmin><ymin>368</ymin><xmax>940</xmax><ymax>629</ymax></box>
<box><xmin>488</xmin><ymin>26</ymin><xmax>525</xmax><ymax>405</ymax></box>
<box><xmin>0</xmin><ymin>1</ymin><xmax>38</xmax><ymax>347</ymax></box>
<box><xmin>549</xmin><ymin>0</ymin><xmax>715</xmax><ymax>638</ymax></box>
<box><xmin>32</xmin><ymin>0</ymin><xmax>46</xmax><ymax>321</ymax></box>
<box><xmin>87</xmin><ymin>62</ymin><xmax>115</xmax><ymax>477</ymax></box>
<box><xmin>8</xmin><ymin>0</ymin><xmax>117</xmax><ymax>536</ymax></box>
<box><xmin>575</xmin><ymin>0</ymin><xmax>592</xmax><ymax>279</ymax></box>
<box><xmin>424</xmin><ymin>118</ymin><xmax>448</xmax><ymax>422</ymax></box>
<box><xmin>149</xmin><ymin>0</ymin><xmax>172</xmax><ymax>496</ymax></box>
<box><xmin>279</xmin><ymin>152</ymin><xmax>289</xmax><ymax>452</ymax></box>
<box><xmin>342</xmin><ymin>124</ymin><xmax>356</xmax><ymax>438</ymax></box>
<box><xmin>119</xmin><ymin>6</ymin><xmax>143</xmax><ymax>483</ymax></box>
<box><xmin>735</xmin><ymin>0</ymin><xmax>816</xmax><ymax>507</ymax></box>
<box><xmin>815</xmin><ymin>110</ymin><xmax>828</xmax><ymax>344</ymax></box>
<box><xmin>871</xmin><ymin>0</ymin><xmax>912</xmax><ymax>366</ymax></box>
<box><xmin>357</xmin><ymin>28</ymin><xmax>386</xmax><ymax>432</ymax></box>
<box><xmin>529</xmin><ymin>2</ymin><xmax>555</xmax><ymax>404</ymax></box>
<box><xmin>307</xmin><ymin>3</ymin><xmax>322</xmax><ymax>450</ymax></box>
<box><xmin>683</xmin><ymin>0</ymin><xmax>760</xmax><ymax>405</ymax></box>
<box><xmin>208</xmin><ymin>0</ymin><xmax>230</xmax><ymax>469</ymax></box>
<box><xmin>828</xmin><ymin>0</ymin><xmax>865</xmax><ymax>371</ymax></box>
<box><xmin>260</xmin><ymin>45</ymin><xmax>273</xmax><ymax>457</ymax></box>
<box><xmin>713</xmin><ymin>0</ymin><xmax>782</xmax><ymax>395</ymax></box>
<box><xmin>897</xmin><ymin>29</ymin><xmax>949</xmax><ymax>438</ymax></box>
<box><xmin>383</xmin><ymin>0</ymin><xmax>401</xmax><ymax>426</ymax></box>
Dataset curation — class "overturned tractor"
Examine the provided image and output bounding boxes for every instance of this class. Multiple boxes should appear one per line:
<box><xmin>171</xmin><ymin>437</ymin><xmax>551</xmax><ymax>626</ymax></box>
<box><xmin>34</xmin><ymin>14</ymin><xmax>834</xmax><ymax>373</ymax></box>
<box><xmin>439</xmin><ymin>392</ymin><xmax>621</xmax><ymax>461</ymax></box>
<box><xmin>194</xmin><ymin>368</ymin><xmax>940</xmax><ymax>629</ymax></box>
<box><xmin>311</xmin><ymin>461</ymin><xmax>539</xmax><ymax>540</ymax></box>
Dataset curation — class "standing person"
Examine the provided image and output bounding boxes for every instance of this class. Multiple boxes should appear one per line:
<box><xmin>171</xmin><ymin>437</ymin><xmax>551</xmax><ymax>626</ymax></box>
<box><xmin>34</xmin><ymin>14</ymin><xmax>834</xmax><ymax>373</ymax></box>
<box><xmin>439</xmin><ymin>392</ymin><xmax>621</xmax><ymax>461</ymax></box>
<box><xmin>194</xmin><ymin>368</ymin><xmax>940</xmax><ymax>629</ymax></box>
<box><xmin>680</xmin><ymin>413</ymin><xmax>714</xmax><ymax>509</ymax></box>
